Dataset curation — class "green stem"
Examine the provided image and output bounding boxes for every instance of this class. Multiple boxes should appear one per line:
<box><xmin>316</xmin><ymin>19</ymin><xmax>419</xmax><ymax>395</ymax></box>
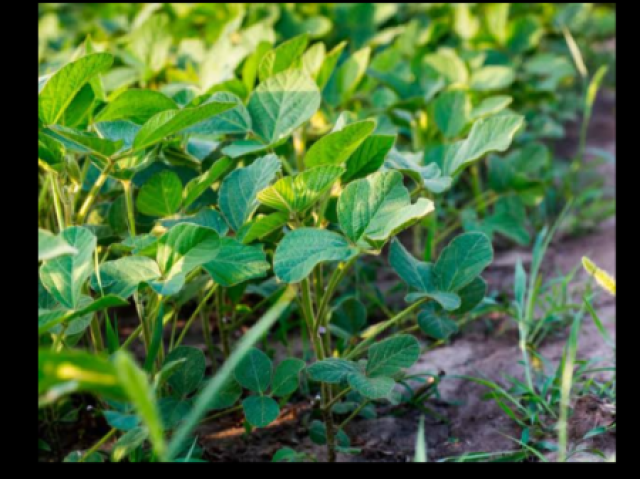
<box><xmin>202</xmin><ymin>405</ymin><xmax>242</xmax><ymax>423</ymax></box>
<box><xmin>200</xmin><ymin>306</ymin><xmax>216</xmax><ymax>369</ymax></box>
<box><xmin>339</xmin><ymin>400</ymin><xmax>371</xmax><ymax>429</ymax></box>
<box><xmin>121</xmin><ymin>180</ymin><xmax>136</xmax><ymax>237</ymax></box>
<box><xmin>80</xmin><ymin>428</ymin><xmax>117</xmax><ymax>462</ymax></box>
<box><xmin>470</xmin><ymin>163</ymin><xmax>486</xmax><ymax>217</ymax></box>
<box><xmin>89</xmin><ymin>316</ymin><xmax>104</xmax><ymax>353</ymax></box>
<box><xmin>324</xmin><ymin>387</ymin><xmax>352</xmax><ymax>412</ymax></box>
<box><xmin>314</xmin><ymin>256</ymin><xmax>357</xmax><ymax>336</ymax></box>
<box><xmin>50</xmin><ymin>172</ymin><xmax>65</xmax><ymax>232</ymax></box>
<box><xmin>174</xmin><ymin>283</ymin><xmax>219</xmax><ymax>349</ymax></box>
<box><xmin>217</xmin><ymin>288</ymin><xmax>230</xmax><ymax>358</ymax></box>
<box><xmin>76</xmin><ymin>161</ymin><xmax>113</xmax><ymax>224</ymax></box>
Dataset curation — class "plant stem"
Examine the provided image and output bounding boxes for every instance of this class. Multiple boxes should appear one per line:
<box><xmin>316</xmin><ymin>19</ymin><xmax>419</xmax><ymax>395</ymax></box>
<box><xmin>200</xmin><ymin>306</ymin><xmax>216</xmax><ymax>368</ymax></box>
<box><xmin>121</xmin><ymin>180</ymin><xmax>136</xmax><ymax>237</ymax></box>
<box><xmin>202</xmin><ymin>405</ymin><xmax>242</xmax><ymax>423</ymax></box>
<box><xmin>49</xmin><ymin>172</ymin><xmax>65</xmax><ymax>232</ymax></box>
<box><xmin>314</xmin><ymin>256</ymin><xmax>357</xmax><ymax>336</ymax></box>
<box><xmin>470</xmin><ymin>163</ymin><xmax>486</xmax><ymax>217</ymax></box>
<box><xmin>339</xmin><ymin>400</ymin><xmax>371</xmax><ymax>429</ymax></box>
<box><xmin>217</xmin><ymin>287</ymin><xmax>230</xmax><ymax>358</ymax></box>
<box><xmin>89</xmin><ymin>316</ymin><xmax>104</xmax><ymax>353</ymax></box>
<box><xmin>76</xmin><ymin>161</ymin><xmax>113</xmax><ymax>224</ymax></box>
<box><xmin>80</xmin><ymin>428</ymin><xmax>117</xmax><ymax>462</ymax></box>
<box><xmin>174</xmin><ymin>283</ymin><xmax>219</xmax><ymax>349</ymax></box>
<box><xmin>324</xmin><ymin>387</ymin><xmax>352</xmax><ymax>411</ymax></box>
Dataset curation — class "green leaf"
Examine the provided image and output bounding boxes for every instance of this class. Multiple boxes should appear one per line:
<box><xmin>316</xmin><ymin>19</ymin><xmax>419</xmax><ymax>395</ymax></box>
<box><xmin>242</xmin><ymin>396</ymin><xmax>280</xmax><ymax>428</ymax></box>
<box><xmin>404</xmin><ymin>291</ymin><xmax>461</xmax><ymax>311</ymax></box>
<box><xmin>219</xmin><ymin>154</ymin><xmax>281</xmax><ymax>231</ymax></box>
<box><xmin>112</xmin><ymin>351</ymin><xmax>165</xmax><ymax>460</ymax></box>
<box><xmin>259</xmin><ymin>33</ymin><xmax>308</xmax><ymax>81</ymax></box>
<box><xmin>316</xmin><ymin>41</ymin><xmax>346</xmax><ymax>89</ymax></box>
<box><xmin>309</xmin><ymin>420</ymin><xmax>350</xmax><ymax>447</ymax></box>
<box><xmin>164</xmin><ymin>346</ymin><xmax>206</xmax><ymax>397</ymax></box>
<box><xmin>366</xmin><ymin>335</ymin><xmax>420</xmax><ymax>377</ymax></box>
<box><xmin>332</xmin><ymin>297</ymin><xmax>367</xmax><ymax>338</ymax></box>
<box><xmin>38</xmin><ymin>229</ymin><xmax>77</xmax><ymax>261</ymax></box>
<box><xmin>455</xmin><ymin>277</ymin><xmax>487</xmax><ymax>315</ymax></box>
<box><xmin>234</xmin><ymin>348</ymin><xmax>273</xmax><ymax>394</ymax></box>
<box><xmin>182</xmin><ymin>157</ymin><xmax>234</xmax><ymax>209</ymax></box>
<box><xmin>343</xmin><ymin>134</ymin><xmax>395</xmax><ymax>183</ymax></box>
<box><xmin>307</xmin><ymin>358</ymin><xmax>360</xmax><ymax>384</ymax></box>
<box><xmin>337</xmin><ymin>171</ymin><xmax>434</xmax><ymax>249</ymax></box>
<box><xmin>39</xmin><ymin>53</ymin><xmax>113</xmax><ymax>125</ymax></box>
<box><xmin>470</xmin><ymin>95</ymin><xmax>512</xmax><ymax>120</ymax></box>
<box><xmin>111</xmin><ymin>427</ymin><xmax>148</xmax><ymax>462</ymax></box>
<box><xmin>470</xmin><ymin>66</ymin><xmax>515</xmax><ymax>91</ymax></box>
<box><xmin>38</xmin><ymin>295</ymin><xmax>129</xmax><ymax>335</ymax></box>
<box><xmin>221</xmin><ymin>140</ymin><xmax>271</xmax><ymax>159</ymax></box>
<box><xmin>205</xmin><ymin>377</ymin><xmax>242</xmax><ymax>411</ymax></box>
<box><xmin>156</xmin><ymin>223</ymin><xmax>221</xmax><ymax>278</ymax></box>
<box><xmin>434</xmin><ymin>232</ymin><xmax>493</xmax><ymax>292</ymax></box>
<box><xmin>433</xmin><ymin>90</ymin><xmax>470</xmax><ymax>138</ymax></box>
<box><xmin>95</xmin><ymin>89</ymin><xmax>178</xmax><ymax>124</ymax></box>
<box><xmin>127</xmin><ymin>14</ymin><xmax>172</xmax><ymax>77</ymax></box>
<box><xmin>302</xmin><ymin>42</ymin><xmax>325</xmax><ymax>78</ymax></box>
<box><xmin>40</xmin><ymin>227</ymin><xmax>96</xmax><ymax>309</ymax></box>
<box><xmin>304</xmin><ymin>120</ymin><xmax>375</xmax><ymax>168</ymax></box>
<box><xmin>65</xmin><ymin>450</ymin><xmax>104</xmax><ymax>463</ymax></box>
<box><xmin>271</xmin><ymin>358</ymin><xmax>306</xmax><ymax>397</ymax></box>
<box><xmin>184</xmin><ymin>92</ymin><xmax>252</xmax><ymax>136</ymax></box>
<box><xmin>161</xmin><ymin>208</ymin><xmax>229</xmax><ymax>237</ymax></box>
<box><xmin>273</xmin><ymin>228</ymin><xmax>357</xmax><ymax>283</ymax></box>
<box><xmin>38</xmin><ymin>349</ymin><xmax>125</xmax><ymax>402</ymax></box>
<box><xmin>384</xmin><ymin>151</ymin><xmax>452</xmax><ymax>194</ymax></box>
<box><xmin>417</xmin><ymin>311</ymin><xmax>458</xmax><ymax>340</ymax></box>
<box><xmin>238</xmin><ymin>211</ymin><xmax>289</xmax><ymax>244</ymax></box>
<box><xmin>202</xmin><ymin>238</ymin><xmax>270</xmax><ymax>287</ymax></box>
<box><xmin>485</xmin><ymin>3</ymin><xmax>510</xmax><ymax>44</ymax></box>
<box><xmin>258</xmin><ymin>165</ymin><xmax>344</xmax><ymax>213</ymax></box>
<box><xmin>444</xmin><ymin>114</ymin><xmax>525</xmax><ymax>176</ymax></box>
<box><xmin>91</xmin><ymin>256</ymin><xmax>161</xmax><ymax>298</ymax></box>
<box><xmin>327</xmin><ymin>46</ymin><xmax>371</xmax><ymax>106</ymax></box>
<box><xmin>133</xmin><ymin>101</ymin><xmax>235</xmax><ymax>150</ymax></box>
<box><xmin>136</xmin><ymin>171</ymin><xmax>183</xmax><ymax>217</ymax></box>
<box><xmin>248</xmin><ymin>70</ymin><xmax>321</xmax><ymax>145</ymax></box>
<box><xmin>422</xmin><ymin>50</ymin><xmax>468</xmax><ymax>85</ymax></box>
<box><xmin>44</xmin><ymin>127</ymin><xmax>123</xmax><ymax>157</ymax></box>
<box><xmin>347</xmin><ymin>373</ymin><xmax>395</xmax><ymax>399</ymax></box>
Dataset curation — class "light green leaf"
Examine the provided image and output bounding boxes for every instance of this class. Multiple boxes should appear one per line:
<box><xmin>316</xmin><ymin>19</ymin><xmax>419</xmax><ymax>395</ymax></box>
<box><xmin>434</xmin><ymin>90</ymin><xmax>470</xmax><ymax>138</ymax></box>
<box><xmin>126</xmin><ymin>14</ymin><xmax>171</xmax><ymax>77</ymax></box>
<box><xmin>434</xmin><ymin>232</ymin><xmax>493</xmax><ymax>292</ymax></box>
<box><xmin>111</xmin><ymin>427</ymin><xmax>148</xmax><ymax>462</ymax></box>
<box><xmin>302</xmin><ymin>42</ymin><xmax>325</xmax><ymax>77</ymax></box>
<box><xmin>304</xmin><ymin>120</ymin><xmax>375</xmax><ymax>168</ymax></box>
<box><xmin>184</xmin><ymin>92</ymin><xmax>252</xmax><ymax>136</ymax></box>
<box><xmin>273</xmin><ymin>228</ymin><xmax>357</xmax><ymax>283</ymax></box>
<box><xmin>182</xmin><ymin>157</ymin><xmax>234</xmax><ymax>209</ymax></box>
<box><xmin>259</xmin><ymin>33</ymin><xmax>308</xmax><ymax>81</ymax></box>
<box><xmin>38</xmin><ymin>229</ymin><xmax>77</xmax><ymax>261</ymax></box>
<box><xmin>95</xmin><ymin>89</ymin><xmax>178</xmax><ymax>124</ymax></box>
<box><xmin>234</xmin><ymin>348</ymin><xmax>273</xmax><ymax>394</ymax></box>
<box><xmin>327</xmin><ymin>46</ymin><xmax>371</xmax><ymax>106</ymax></box>
<box><xmin>337</xmin><ymin>171</ymin><xmax>434</xmax><ymax>249</ymax></box>
<box><xmin>44</xmin><ymin>127</ymin><xmax>123</xmax><ymax>157</ymax></box>
<box><xmin>366</xmin><ymin>335</ymin><xmax>420</xmax><ymax>378</ymax></box>
<box><xmin>417</xmin><ymin>311</ymin><xmax>458</xmax><ymax>340</ymax></box>
<box><xmin>444</xmin><ymin>114</ymin><xmax>525</xmax><ymax>176</ymax></box>
<box><xmin>113</xmin><ymin>351</ymin><xmax>165</xmax><ymax>461</ymax></box>
<box><xmin>221</xmin><ymin>140</ymin><xmax>271</xmax><ymax>159</ymax></box>
<box><xmin>485</xmin><ymin>3</ymin><xmax>510</xmax><ymax>44</ymax></box>
<box><xmin>219</xmin><ymin>154</ymin><xmax>281</xmax><ymax>231</ymax></box>
<box><xmin>316</xmin><ymin>41</ymin><xmax>346</xmax><ymax>89</ymax></box>
<box><xmin>39</xmin><ymin>53</ymin><xmax>114</xmax><ymax>125</ymax></box>
<box><xmin>470</xmin><ymin>95</ymin><xmax>512</xmax><ymax>120</ymax></box>
<box><xmin>248</xmin><ymin>70</ymin><xmax>321</xmax><ymax>145</ymax></box>
<box><xmin>242</xmin><ymin>396</ymin><xmax>280</xmax><ymax>428</ymax></box>
<box><xmin>422</xmin><ymin>50</ymin><xmax>468</xmax><ymax>85</ymax></box>
<box><xmin>136</xmin><ymin>171</ymin><xmax>183</xmax><ymax>217</ymax></box>
<box><xmin>202</xmin><ymin>238</ymin><xmax>270</xmax><ymax>287</ymax></box>
<box><xmin>307</xmin><ymin>358</ymin><xmax>360</xmax><ymax>384</ymax></box>
<box><xmin>161</xmin><ymin>208</ymin><xmax>229</xmax><ymax>237</ymax></box>
<box><xmin>38</xmin><ymin>295</ymin><xmax>129</xmax><ymax>335</ymax></box>
<box><xmin>91</xmin><ymin>256</ymin><xmax>161</xmax><ymax>298</ymax></box>
<box><xmin>470</xmin><ymin>66</ymin><xmax>515</xmax><ymax>91</ymax></box>
<box><xmin>258</xmin><ymin>165</ymin><xmax>344</xmax><ymax>213</ymax></box>
<box><xmin>271</xmin><ymin>358</ymin><xmax>306</xmax><ymax>397</ymax></box>
<box><xmin>133</xmin><ymin>101</ymin><xmax>235</xmax><ymax>150</ymax></box>
<box><xmin>343</xmin><ymin>134</ymin><xmax>395</xmax><ymax>183</ymax></box>
<box><xmin>40</xmin><ymin>227</ymin><xmax>96</xmax><ymax>309</ymax></box>
<box><xmin>384</xmin><ymin>151</ymin><xmax>452</xmax><ymax>194</ymax></box>
<box><xmin>164</xmin><ymin>346</ymin><xmax>206</xmax><ymax>397</ymax></box>
<box><xmin>238</xmin><ymin>211</ymin><xmax>289</xmax><ymax>244</ymax></box>
<box><xmin>156</xmin><ymin>223</ymin><xmax>221</xmax><ymax>279</ymax></box>
<box><xmin>347</xmin><ymin>373</ymin><xmax>395</xmax><ymax>399</ymax></box>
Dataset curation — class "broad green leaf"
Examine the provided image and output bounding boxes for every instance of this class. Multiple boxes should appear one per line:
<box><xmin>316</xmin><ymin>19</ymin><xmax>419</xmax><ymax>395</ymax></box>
<box><xmin>485</xmin><ymin>3</ymin><xmax>510</xmax><ymax>44</ymax></box>
<box><xmin>182</xmin><ymin>157</ymin><xmax>234</xmax><ymax>210</ymax></box>
<box><xmin>507</xmin><ymin>16</ymin><xmax>543</xmax><ymax>54</ymax></box>
<box><xmin>470</xmin><ymin>95</ymin><xmax>512</xmax><ymax>120</ymax></box>
<box><xmin>454</xmin><ymin>277</ymin><xmax>487</xmax><ymax>315</ymax></box>
<box><xmin>444</xmin><ymin>114</ymin><xmax>525</xmax><ymax>176</ymax></box>
<box><xmin>38</xmin><ymin>295</ymin><xmax>129</xmax><ymax>335</ymax></box>
<box><xmin>95</xmin><ymin>89</ymin><xmax>178</xmax><ymax>124</ymax></box>
<box><xmin>126</xmin><ymin>14</ymin><xmax>171</xmax><ymax>77</ymax></box>
<box><xmin>327</xmin><ymin>46</ymin><xmax>371</xmax><ymax>106</ymax></box>
<box><xmin>337</xmin><ymin>171</ymin><xmax>434</xmax><ymax>249</ymax></box>
<box><xmin>38</xmin><ymin>349</ymin><xmax>125</xmax><ymax>402</ymax></box>
<box><xmin>248</xmin><ymin>70</ymin><xmax>321</xmax><ymax>145</ymax></box>
<box><xmin>234</xmin><ymin>347</ymin><xmax>273</xmax><ymax>394</ymax></box>
<box><xmin>44</xmin><ymin>127</ymin><xmax>123</xmax><ymax>157</ymax></box>
<box><xmin>271</xmin><ymin>358</ymin><xmax>306</xmax><ymax>397</ymax></box>
<box><xmin>433</xmin><ymin>90</ymin><xmax>470</xmax><ymax>138</ymax></box>
<box><xmin>384</xmin><ymin>151</ymin><xmax>452</xmax><ymax>194</ymax></box>
<box><xmin>366</xmin><ymin>335</ymin><xmax>420</xmax><ymax>378</ymax></box>
<box><xmin>221</xmin><ymin>140</ymin><xmax>271</xmax><ymax>158</ymax></box>
<box><xmin>201</xmin><ymin>238</ymin><xmax>270</xmax><ymax>287</ymax></box>
<box><xmin>238</xmin><ymin>211</ymin><xmax>289</xmax><ymax>244</ymax></box>
<box><xmin>39</xmin><ymin>53</ymin><xmax>113</xmax><ymax>125</ymax></box>
<box><xmin>347</xmin><ymin>373</ymin><xmax>395</xmax><ymax>399</ymax></box>
<box><xmin>111</xmin><ymin>427</ymin><xmax>148</xmax><ymax>462</ymax></box>
<box><xmin>259</xmin><ymin>33</ymin><xmax>308</xmax><ymax>81</ymax></box>
<box><xmin>422</xmin><ymin>50</ymin><xmax>468</xmax><ymax>85</ymax></box>
<box><xmin>40</xmin><ymin>227</ymin><xmax>96</xmax><ymax>309</ymax></box>
<box><xmin>304</xmin><ymin>120</ymin><xmax>375</xmax><ymax>168</ymax></box>
<box><xmin>161</xmin><ymin>208</ymin><xmax>229</xmax><ymax>237</ymax></box>
<box><xmin>136</xmin><ymin>171</ymin><xmax>183</xmax><ymax>217</ymax></box>
<box><xmin>332</xmin><ymin>297</ymin><xmax>367</xmax><ymax>338</ymax></box>
<box><xmin>273</xmin><ymin>228</ymin><xmax>357</xmax><ymax>283</ymax></box>
<box><xmin>258</xmin><ymin>165</ymin><xmax>344</xmax><ymax>213</ymax></box>
<box><xmin>470</xmin><ymin>66</ymin><xmax>515</xmax><ymax>91</ymax></box>
<box><xmin>404</xmin><ymin>291</ymin><xmax>461</xmax><ymax>311</ymax></box>
<box><xmin>147</xmin><ymin>274</ymin><xmax>185</xmax><ymax>297</ymax></box>
<box><xmin>434</xmin><ymin>232</ymin><xmax>493</xmax><ymax>292</ymax></box>
<box><xmin>38</xmin><ymin>229</ymin><xmax>77</xmax><ymax>261</ymax></box>
<box><xmin>104</xmin><ymin>410</ymin><xmax>140</xmax><ymax>431</ymax></box>
<box><xmin>156</xmin><ymin>223</ymin><xmax>221</xmax><ymax>278</ymax></box>
<box><xmin>219</xmin><ymin>154</ymin><xmax>281</xmax><ymax>231</ymax></box>
<box><xmin>164</xmin><ymin>346</ymin><xmax>206</xmax><ymax>397</ymax></box>
<box><xmin>307</xmin><ymin>358</ymin><xmax>360</xmax><ymax>384</ymax></box>
<box><xmin>343</xmin><ymin>134</ymin><xmax>395</xmax><ymax>183</ymax></box>
<box><xmin>242</xmin><ymin>396</ymin><xmax>280</xmax><ymax>428</ymax></box>
<box><xmin>302</xmin><ymin>42</ymin><xmax>326</xmax><ymax>77</ymax></box>
<box><xmin>113</xmin><ymin>351</ymin><xmax>165</xmax><ymax>461</ymax></box>
<box><xmin>184</xmin><ymin>92</ymin><xmax>252</xmax><ymax>136</ymax></box>
<box><xmin>316</xmin><ymin>41</ymin><xmax>346</xmax><ymax>89</ymax></box>
<box><xmin>38</xmin><ymin>132</ymin><xmax>65</xmax><ymax>172</ymax></box>
<box><xmin>242</xmin><ymin>41</ymin><xmax>273</xmax><ymax>92</ymax></box>
<box><xmin>205</xmin><ymin>377</ymin><xmax>242</xmax><ymax>410</ymax></box>
<box><xmin>91</xmin><ymin>256</ymin><xmax>161</xmax><ymax>298</ymax></box>
<box><xmin>418</xmin><ymin>311</ymin><xmax>458</xmax><ymax>340</ymax></box>
<box><xmin>133</xmin><ymin>101</ymin><xmax>235</xmax><ymax>150</ymax></box>
<box><xmin>158</xmin><ymin>397</ymin><xmax>191</xmax><ymax>430</ymax></box>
